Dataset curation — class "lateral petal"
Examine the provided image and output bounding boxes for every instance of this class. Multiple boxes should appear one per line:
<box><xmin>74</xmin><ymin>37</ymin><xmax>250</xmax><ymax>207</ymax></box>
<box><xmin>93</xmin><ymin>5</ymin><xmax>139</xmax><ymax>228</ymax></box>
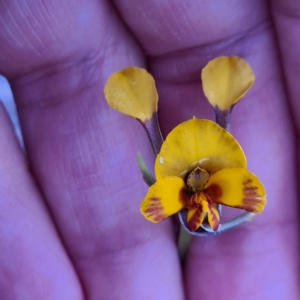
<box><xmin>140</xmin><ymin>176</ymin><xmax>191</xmax><ymax>223</ymax></box>
<box><xmin>205</xmin><ymin>168</ymin><xmax>266</xmax><ymax>213</ymax></box>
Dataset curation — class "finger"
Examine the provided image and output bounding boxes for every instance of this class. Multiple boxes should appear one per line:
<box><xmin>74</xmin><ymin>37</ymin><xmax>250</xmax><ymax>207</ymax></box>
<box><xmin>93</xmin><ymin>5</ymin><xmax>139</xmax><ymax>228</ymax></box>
<box><xmin>0</xmin><ymin>102</ymin><xmax>82</xmax><ymax>299</ymax></box>
<box><xmin>271</xmin><ymin>1</ymin><xmax>300</xmax><ymax>128</ymax></box>
<box><xmin>0</xmin><ymin>1</ymin><xmax>184</xmax><ymax>299</ymax></box>
<box><xmin>113</xmin><ymin>1</ymin><xmax>299</xmax><ymax>299</ymax></box>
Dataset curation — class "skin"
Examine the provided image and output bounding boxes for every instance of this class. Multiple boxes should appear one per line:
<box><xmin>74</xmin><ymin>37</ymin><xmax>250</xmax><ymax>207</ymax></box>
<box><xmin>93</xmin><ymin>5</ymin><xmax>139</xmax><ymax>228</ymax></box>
<box><xmin>0</xmin><ymin>0</ymin><xmax>299</xmax><ymax>299</ymax></box>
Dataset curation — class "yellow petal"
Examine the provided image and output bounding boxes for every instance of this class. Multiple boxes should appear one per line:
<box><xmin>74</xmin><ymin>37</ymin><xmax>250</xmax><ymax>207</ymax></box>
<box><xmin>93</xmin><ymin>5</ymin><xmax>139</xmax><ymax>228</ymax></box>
<box><xmin>186</xmin><ymin>206</ymin><xmax>206</xmax><ymax>232</ymax></box>
<box><xmin>155</xmin><ymin>119</ymin><xmax>246</xmax><ymax>179</ymax></box>
<box><xmin>201</xmin><ymin>56</ymin><xmax>255</xmax><ymax>111</ymax></box>
<box><xmin>104</xmin><ymin>67</ymin><xmax>158</xmax><ymax>122</ymax></box>
<box><xmin>204</xmin><ymin>168</ymin><xmax>266</xmax><ymax>213</ymax></box>
<box><xmin>186</xmin><ymin>192</ymin><xmax>220</xmax><ymax>232</ymax></box>
<box><xmin>140</xmin><ymin>176</ymin><xmax>192</xmax><ymax>223</ymax></box>
<box><xmin>202</xmin><ymin>200</ymin><xmax>220</xmax><ymax>231</ymax></box>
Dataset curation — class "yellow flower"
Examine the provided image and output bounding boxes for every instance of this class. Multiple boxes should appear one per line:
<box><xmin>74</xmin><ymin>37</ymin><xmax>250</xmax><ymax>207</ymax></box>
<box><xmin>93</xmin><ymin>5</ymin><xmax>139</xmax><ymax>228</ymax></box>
<box><xmin>103</xmin><ymin>57</ymin><xmax>265</xmax><ymax>233</ymax></box>
<box><xmin>140</xmin><ymin>118</ymin><xmax>266</xmax><ymax>232</ymax></box>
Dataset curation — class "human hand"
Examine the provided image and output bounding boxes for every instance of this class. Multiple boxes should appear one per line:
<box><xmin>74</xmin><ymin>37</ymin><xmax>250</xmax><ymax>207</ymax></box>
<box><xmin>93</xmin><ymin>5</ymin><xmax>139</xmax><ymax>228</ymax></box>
<box><xmin>0</xmin><ymin>1</ymin><xmax>298</xmax><ymax>299</ymax></box>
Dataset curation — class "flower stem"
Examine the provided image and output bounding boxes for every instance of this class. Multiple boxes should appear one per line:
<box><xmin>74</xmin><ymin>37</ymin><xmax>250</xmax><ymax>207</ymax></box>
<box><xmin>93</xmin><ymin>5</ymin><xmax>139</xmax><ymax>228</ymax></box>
<box><xmin>178</xmin><ymin>225</ymin><xmax>191</xmax><ymax>261</ymax></box>
<box><xmin>215</xmin><ymin>107</ymin><xmax>232</xmax><ymax>131</ymax></box>
<box><xmin>137</xmin><ymin>153</ymin><xmax>156</xmax><ymax>186</ymax></box>
<box><xmin>141</xmin><ymin>112</ymin><xmax>163</xmax><ymax>155</ymax></box>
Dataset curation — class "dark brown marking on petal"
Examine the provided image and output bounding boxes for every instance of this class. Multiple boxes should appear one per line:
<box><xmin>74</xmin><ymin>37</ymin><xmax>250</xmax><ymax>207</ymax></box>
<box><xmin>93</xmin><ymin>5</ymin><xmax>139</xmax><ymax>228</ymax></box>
<box><xmin>202</xmin><ymin>192</ymin><xmax>212</xmax><ymax>205</ymax></box>
<box><xmin>187</xmin><ymin>207</ymin><xmax>203</xmax><ymax>232</ymax></box>
<box><xmin>148</xmin><ymin>197</ymin><xmax>160</xmax><ymax>202</ymax></box>
<box><xmin>144</xmin><ymin>197</ymin><xmax>167</xmax><ymax>222</ymax></box>
<box><xmin>144</xmin><ymin>206</ymin><xmax>162</xmax><ymax>213</ymax></box>
<box><xmin>238</xmin><ymin>180</ymin><xmax>266</xmax><ymax>213</ymax></box>
<box><xmin>187</xmin><ymin>193</ymin><xmax>198</xmax><ymax>208</ymax></box>
<box><xmin>207</xmin><ymin>204</ymin><xmax>220</xmax><ymax>231</ymax></box>
<box><xmin>204</xmin><ymin>183</ymin><xmax>223</xmax><ymax>203</ymax></box>
<box><xmin>243</xmin><ymin>178</ymin><xmax>253</xmax><ymax>185</ymax></box>
<box><xmin>153</xmin><ymin>214</ymin><xmax>166</xmax><ymax>222</ymax></box>
<box><xmin>179</xmin><ymin>188</ymin><xmax>194</xmax><ymax>206</ymax></box>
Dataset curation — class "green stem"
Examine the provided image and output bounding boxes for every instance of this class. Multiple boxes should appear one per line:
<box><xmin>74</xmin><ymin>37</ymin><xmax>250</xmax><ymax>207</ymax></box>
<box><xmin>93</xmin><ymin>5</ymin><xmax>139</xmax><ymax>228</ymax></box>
<box><xmin>137</xmin><ymin>153</ymin><xmax>156</xmax><ymax>186</ymax></box>
<box><xmin>178</xmin><ymin>226</ymin><xmax>191</xmax><ymax>262</ymax></box>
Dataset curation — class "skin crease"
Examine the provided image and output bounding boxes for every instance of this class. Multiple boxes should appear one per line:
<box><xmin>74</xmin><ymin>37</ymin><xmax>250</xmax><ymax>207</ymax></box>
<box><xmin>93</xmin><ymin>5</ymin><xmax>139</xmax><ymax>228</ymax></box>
<box><xmin>0</xmin><ymin>0</ymin><xmax>299</xmax><ymax>299</ymax></box>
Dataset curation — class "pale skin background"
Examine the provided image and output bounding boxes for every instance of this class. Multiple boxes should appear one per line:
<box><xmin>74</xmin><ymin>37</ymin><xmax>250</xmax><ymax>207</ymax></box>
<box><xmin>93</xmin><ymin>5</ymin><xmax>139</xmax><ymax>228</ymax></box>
<box><xmin>0</xmin><ymin>0</ymin><xmax>299</xmax><ymax>299</ymax></box>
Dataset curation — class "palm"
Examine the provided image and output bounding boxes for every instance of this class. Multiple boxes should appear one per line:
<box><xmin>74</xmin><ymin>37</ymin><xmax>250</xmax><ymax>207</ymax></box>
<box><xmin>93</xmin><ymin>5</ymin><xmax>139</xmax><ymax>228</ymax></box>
<box><xmin>0</xmin><ymin>0</ymin><xmax>298</xmax><ymax>299</ymax></box>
